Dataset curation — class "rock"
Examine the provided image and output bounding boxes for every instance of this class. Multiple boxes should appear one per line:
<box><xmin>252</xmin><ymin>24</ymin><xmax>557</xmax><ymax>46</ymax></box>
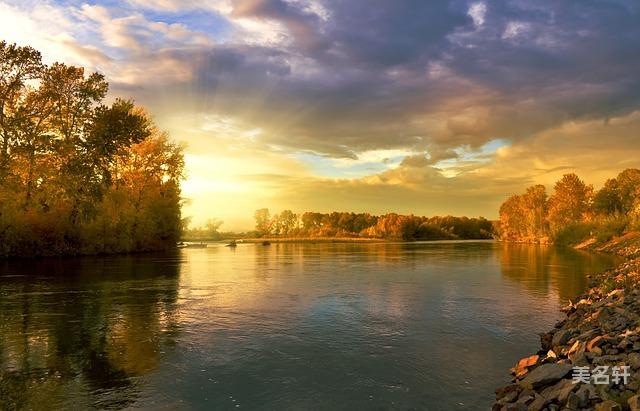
<box><xmin>519</xmin><ymin>364</ymin><xmax>573</xmax><ymax>389</ymax></box>
<box><xmin>570</xmin><ymin>352</ymin><xmax>590</xmax><ymax>367</ymax></box>
<box><xmin>629</xmin><ymin>395</ymin><xmax>640</xmax><ymax>411</ymax></box>
<box><xmin>504</xmin><ymin>403</ymin><xmax>527</xmax><ymax>411</ymax></box>
<box><xmin>575</xmin><ymin>383</ymin><xmax>597</xmax><ymax>406</ymax></box>
<box><xmin>502</xmin><ymin>389</ymin><xmax>519</xmax><ymax>403</ymax></box>
<box><xmin>541</xmin><ymin>378</ymin><xmax>575</xmax><ymax>403</ymax></box>
<box><xmin>595</xmin><ymin>400</ymin><xmax>622</xmax><ymax>411</ymax></box>
<box><xmin>553</xmin><ymin>329</ymin><xmax>573</xmax><ymax>347</ymax></box>
<box><xmin>592</xmin><ymin>354</ymin><xmax>625</xmax><ymax>365</ymax></box>
<box><xmin>566</xmin><ymin>392</ymin><xmax>580</xmax><ymax>409</ymax></box>
<box><xmin>588</xmin><ymin>335</ymin><xmax>606</xmax><ymax>352</ymax></box>
<box><xmin>541</xmin><ymin>332</ymin><xmax>554</xmax><ymax>351</ymax></box>
<box><xmin>568</xmin><ymin>341</ymin><xmax>587</xmax><ymax>363</ymax></box>
<box><xmin>629</xmin><ymin>352</ymin><xmax>640</xmax><ymax>369</ymax></box>
<box><xmin>512</xmin><ymin>355</ymin><xmax>540</xmax><ymax>379</ymax></box>
<box><xmin>526</xmin><ymin>393</ymin><xmax>545</xmax><ymax>411</ymax></box>
<box><xmin>496</xmin><ymin>384</ymin><xmax>521</xmax><ymax>397</ymax></box>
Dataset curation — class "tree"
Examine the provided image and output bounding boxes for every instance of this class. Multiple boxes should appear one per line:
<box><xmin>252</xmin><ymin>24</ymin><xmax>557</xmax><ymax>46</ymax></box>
<box><xmin>547</xmin><ymin>173</ymin><xmax>593</xmax><ymax>233</ymax></box>
<box><xmin>499</xmin><ymin>194</ymin><xmax>527</xmax><ymax>240</ymax></box>
<box><xmin>593</xmin><ymin>178</ymin><xmax>622</xmax><ymax>215</ymax></box>
<box><xmin>254</xmin><ymin>208</ymin><xmax>272</xmax><ymax>236</ymax></box>
<box><xmin>277</xmin><ymin>210</ymin><xmax>297</xmax><ymax>236</ymax></box>
<box><xmin>522</xmin><ymin>184</ymin><xmax>548</xmax><ymax>239</ymax></box>
<box><xmin>615</xmin><ymin>168</ymin><xmax>640</xmax><ymax>214</ymax></box>
<box><xmin>0</xmin><ymin>41</ymin><xmax>43</xmax><ymax>182</ymax></box>
<box><xmin>0</xmin><ymin>41</ymin><xmax>184</xmax><ymax>257</ymax></box>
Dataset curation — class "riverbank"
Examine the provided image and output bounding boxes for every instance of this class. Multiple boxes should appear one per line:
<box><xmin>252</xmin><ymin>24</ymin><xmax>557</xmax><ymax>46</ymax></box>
<box><xmin>493</xmin><ymin>233</ymin><xmax>640</xmax><ymax>410</ymax></box>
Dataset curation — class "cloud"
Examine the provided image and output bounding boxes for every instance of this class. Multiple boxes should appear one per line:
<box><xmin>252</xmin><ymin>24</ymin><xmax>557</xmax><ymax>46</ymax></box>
<box><xmin>3</xmin><ymin>0</ymin><xmax>640</xmax><ymax>228</ymax></box>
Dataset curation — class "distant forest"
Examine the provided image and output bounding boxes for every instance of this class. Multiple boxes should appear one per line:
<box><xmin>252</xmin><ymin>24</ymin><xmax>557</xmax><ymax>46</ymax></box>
<box><xmin>499</xmin><ymin>169</ymin><xmax>640</xmax><ymax>245</ymax></box>
<box><xmin>0</xmin><ymin>42</ymin><xmax>183</xmax><ymax>257</ymax></box>
<box><xmin>185</xmin><ymin>211</ymin><xmax>495</xmax><ymax>241</ymax></box>
<box><xmin>254</xmin><ymin>210</ymin><xmax>495</xmax><ymax>240</ymax></box>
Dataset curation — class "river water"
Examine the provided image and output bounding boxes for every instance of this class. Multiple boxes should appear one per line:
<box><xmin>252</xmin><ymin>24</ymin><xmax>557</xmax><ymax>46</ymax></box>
<box><xmin>0</xmin><ymin>241</ymin><xmax>621</xmax><ymax>410</ymax></box>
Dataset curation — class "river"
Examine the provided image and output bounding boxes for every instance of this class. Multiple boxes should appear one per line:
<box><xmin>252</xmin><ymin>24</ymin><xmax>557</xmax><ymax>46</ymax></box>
<box><xmin>0</xmin><ymin>241</ymin><xmax>622</xmax><ymax>410</ymax></box>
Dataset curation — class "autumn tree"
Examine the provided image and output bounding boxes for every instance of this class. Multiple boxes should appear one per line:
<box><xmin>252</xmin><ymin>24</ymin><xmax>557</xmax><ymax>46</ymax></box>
<box><xmin>0</xmin><ymin>42</ymin><xmax>184</xmax><ymax>257</ymax></box>
<box><xmin>275</xmin><ymin>210</ymin><xmax>297</xmax><ymax>236</ymax></box>
<box><xmin>499</xmin><ymin>194</ymin><xmax>527</xmax><ymax>241</ymax></box>
<box><xmin>0</xmin><ymin>41</ymin><xmax>43</xmax><ymax>182</ymax></box>
<box><xmin>547</xmin><ymin>173</ymin><xmax>593</xmax><ymax>233</ymax></box>
<box><xmin>254</xmin><ymin>208</ymin><xmax>272</xmax><ymax>236</ymax></box>
<box><xmin>522</xmin><ymin>185</ymin><xmax>548</xmax><ymax>239</ymax></box>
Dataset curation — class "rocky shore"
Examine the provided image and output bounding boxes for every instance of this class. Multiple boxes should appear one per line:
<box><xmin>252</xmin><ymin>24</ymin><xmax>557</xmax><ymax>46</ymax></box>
<box><xmin>494</xmin><ymin>234</ymin><xmax>640</xmax><ymax>411</ymax></box>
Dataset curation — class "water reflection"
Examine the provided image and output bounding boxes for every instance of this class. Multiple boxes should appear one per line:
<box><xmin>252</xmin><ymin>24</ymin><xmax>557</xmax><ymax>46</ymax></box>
<box><xmin>498</xmin><ymin>243</ymin><xmax>620</xmax><ymax>302</ymax></box>
<box><xmin>0</xmin><ymin>253</ymin><xmax>181</xmax><ymax>410</ymax></box>
<box><xmin>0</xmin><ymin>243</ymin><xmax>622</xmax><ymax>410</ymax></box>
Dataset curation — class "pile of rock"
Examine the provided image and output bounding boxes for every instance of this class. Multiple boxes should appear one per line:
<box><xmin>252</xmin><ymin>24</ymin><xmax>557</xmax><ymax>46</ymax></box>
<box><xmin>493</xmin><ymin>257</ymin><xmax>640</xmax><ymax>411</ymax></box>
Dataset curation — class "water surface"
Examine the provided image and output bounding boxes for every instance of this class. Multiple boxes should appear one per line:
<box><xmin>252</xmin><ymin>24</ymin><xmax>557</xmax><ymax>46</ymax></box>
<box><xmin>0</xmin><ymin>241</ymin><xmax>621</xmax><ymax>410</ymax></box>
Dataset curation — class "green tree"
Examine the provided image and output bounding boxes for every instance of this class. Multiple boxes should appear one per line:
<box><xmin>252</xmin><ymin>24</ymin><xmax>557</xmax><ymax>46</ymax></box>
<box><xmin>593</xmin><ymin>178</ymin><xmax>622</xmax><ymax>215</ymax></box>
<box><xmin>547</xmin><ymin>173</ymin><xmax>593</xmax><ymax>233</ymax></box>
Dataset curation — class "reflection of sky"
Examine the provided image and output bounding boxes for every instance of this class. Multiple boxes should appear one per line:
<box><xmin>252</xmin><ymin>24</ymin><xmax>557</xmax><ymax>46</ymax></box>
<box><xmin>0</xmin><ymin>243</ymin><xmax>622</xmax><ymax>410</ymax></box>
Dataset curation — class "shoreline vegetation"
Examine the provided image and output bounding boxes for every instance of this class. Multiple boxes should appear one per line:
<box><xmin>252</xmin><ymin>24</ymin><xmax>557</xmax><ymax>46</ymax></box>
<box><xmin>183</xmin><ymin>210</ymin><xmax>496</xmax><ymax>242</ymax></box>
<box><xmin>493</xmin><ymin>169</ymin><xmax>640</xmax><ymax>410</ymax></box>
<box><xmin>0</xmin><ymin>42</ymin><xmax>183</xmax><ymax>258</ymax></box>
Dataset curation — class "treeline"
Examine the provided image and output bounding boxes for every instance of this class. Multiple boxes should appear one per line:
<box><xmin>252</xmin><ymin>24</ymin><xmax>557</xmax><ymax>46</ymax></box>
<box><xmin>253</xmin><ymin>208</ymin><xmax>494</xmax><ymax>240</ymax></box>
<box><xmin>499</xmin><ymin>169</ymin><xmax>640</xmax><ymax>245</ymax></box>
<box><xmin>0</xmin><ymin>41</ymin><xmax>183</xmax><ymax>257</ymax></box>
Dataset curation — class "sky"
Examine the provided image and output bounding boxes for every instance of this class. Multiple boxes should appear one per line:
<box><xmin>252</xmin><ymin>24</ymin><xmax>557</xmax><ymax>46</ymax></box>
<box><xmin>3</xmin><ymin>0</ymin><xmax>640</xmax><ymax>230</ymax></box>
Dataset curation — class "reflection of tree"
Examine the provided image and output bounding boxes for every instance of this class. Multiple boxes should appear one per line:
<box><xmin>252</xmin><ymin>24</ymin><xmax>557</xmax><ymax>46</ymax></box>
<box><xmin>0</xmin><ymin>252</ymin><xmax>181</xmax><ymax>410</ymax></box>
<box><xmin>499</xmin><ymin>243</ymin><xmax>618</xmax><ymax>302</ymax></box>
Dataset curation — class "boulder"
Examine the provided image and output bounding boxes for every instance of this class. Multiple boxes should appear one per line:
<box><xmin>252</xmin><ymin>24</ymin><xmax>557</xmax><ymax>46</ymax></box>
<box><xmin>519</xmin><ymin>364</ymin><xmax>573</xmax><ymax>389</ymax></box>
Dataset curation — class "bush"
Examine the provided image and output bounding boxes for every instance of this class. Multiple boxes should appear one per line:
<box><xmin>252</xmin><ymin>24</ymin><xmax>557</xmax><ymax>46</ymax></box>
<box><xmin>552</xmin><ymin>222</ymin><xmax>595</xmax><ymax>246</ymax></box>
<box><xmin>593</xmin><ymin>215</ymin><xmax>629</xmax><ymax>243</ymax></box>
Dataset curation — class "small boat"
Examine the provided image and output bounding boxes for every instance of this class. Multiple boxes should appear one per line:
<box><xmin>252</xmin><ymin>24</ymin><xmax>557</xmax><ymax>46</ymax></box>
<box><xmin>262</xmin><ymin>241</ymin><xmax>271</xmax><ymax>246</ymax></box>
<box><xmin>225</xmin><ymin>240</ymin><xmax>237</xmax><ymax>248</ymax></box>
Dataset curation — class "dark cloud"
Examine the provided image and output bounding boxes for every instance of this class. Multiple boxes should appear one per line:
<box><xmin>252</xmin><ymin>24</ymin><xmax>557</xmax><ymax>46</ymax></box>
<box><xmin>113</xmin><ymin>0</ymin><xmax>640</xmax><ymax>158</ymax></box>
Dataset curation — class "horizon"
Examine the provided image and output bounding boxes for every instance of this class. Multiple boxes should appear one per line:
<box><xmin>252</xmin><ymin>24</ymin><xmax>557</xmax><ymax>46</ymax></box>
<box><xmin>3</xmin><ymin>0</ymin><xmax>640</xmax><ymax>231</ymax></box>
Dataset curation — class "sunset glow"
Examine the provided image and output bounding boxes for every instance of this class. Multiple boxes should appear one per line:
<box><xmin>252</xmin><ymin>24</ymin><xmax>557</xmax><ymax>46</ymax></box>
<box><xmin>5</xmin><ymin>0</ymin><xmax>639</xmax><ymax>230</ymax></box>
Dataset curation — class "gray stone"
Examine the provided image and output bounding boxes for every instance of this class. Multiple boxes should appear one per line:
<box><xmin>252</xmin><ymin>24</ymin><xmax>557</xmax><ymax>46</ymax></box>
<box><xmin>541</xmin><ymin>379</ymin><xmax>576</xmax><ymax>403</ymax></box>
<box><xmin>519</xmin><ymin>364</ymin><xmax>573</xmax><ymax>389</ymax></box>
<box><xmin>526</xmin><ymin>393</ymin><xmax>545</xmax><ymax>411</ymax></box>
<box><xmin>504</xmin><ymin>403</ymin><xmax>527</xmax><ymax>411</ymax></box>
<box><xmin>553</xmin><ymin>329</ymin><xmax>573</xmax><ymax>347</ymax></box>
<box><xmin>575</xmin><ymin>383</ymin><xmax>597</xmax><ymax>406</ymax></box>
<box><xmin>566</xmin><ymin>392</ymin><xmax>580</xmax><ymax>410</ymax></box>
